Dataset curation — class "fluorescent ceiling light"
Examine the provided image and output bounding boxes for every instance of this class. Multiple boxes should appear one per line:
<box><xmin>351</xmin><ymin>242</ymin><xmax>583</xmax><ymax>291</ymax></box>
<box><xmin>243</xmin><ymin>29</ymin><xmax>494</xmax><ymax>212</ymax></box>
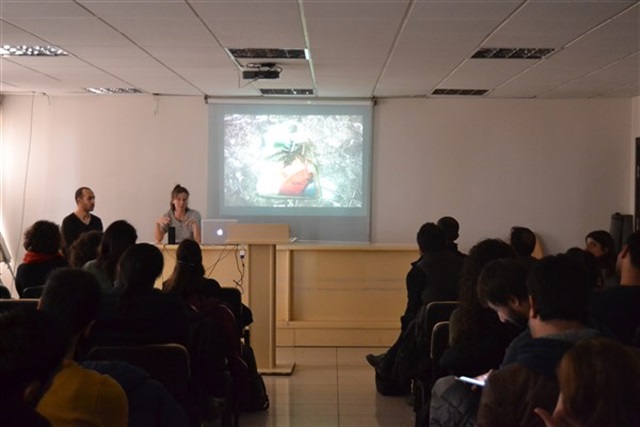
<box><xmin>85</xmin><ymin>88</ymin><xmax>144</xmax><ymax>94</ymax></box>
<box><xmin>1</xmin><ymin>45</ymin><xmax>68</xmax><ymax>57</ymax></box>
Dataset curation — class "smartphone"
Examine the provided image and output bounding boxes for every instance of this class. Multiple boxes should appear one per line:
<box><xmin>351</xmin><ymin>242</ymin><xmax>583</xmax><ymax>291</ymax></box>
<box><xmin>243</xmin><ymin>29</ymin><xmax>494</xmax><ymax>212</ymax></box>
<box><xmin>456</xmin><ymin>375</ymin><xmax>486</xmax><ymax>387</ymax></box>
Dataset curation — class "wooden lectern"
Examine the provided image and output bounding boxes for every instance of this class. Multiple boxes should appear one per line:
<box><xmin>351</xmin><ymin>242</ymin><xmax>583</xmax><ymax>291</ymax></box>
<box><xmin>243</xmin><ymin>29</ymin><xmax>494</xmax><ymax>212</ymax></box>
<box><xmin>227</xmin><ymin>223</ymin><xmax>295</xmax><ymax>375</ymax></box>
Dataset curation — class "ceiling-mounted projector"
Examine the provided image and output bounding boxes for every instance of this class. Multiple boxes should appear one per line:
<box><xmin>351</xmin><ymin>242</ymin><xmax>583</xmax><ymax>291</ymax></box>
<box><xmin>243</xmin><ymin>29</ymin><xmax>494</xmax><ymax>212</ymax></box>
<box><xmin>242</xmin><ymin>63</ymin><xmax>281</xmax><ymax>80</ymax></box>
<box><xmin>242</xmin><ymin>69</ymin><xmax>280</xmax><ymax>80</ymax></box>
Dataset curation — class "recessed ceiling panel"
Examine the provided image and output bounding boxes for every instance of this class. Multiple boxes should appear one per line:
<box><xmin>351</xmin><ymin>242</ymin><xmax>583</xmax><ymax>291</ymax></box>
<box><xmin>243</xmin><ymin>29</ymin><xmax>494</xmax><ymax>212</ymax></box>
<box><xmin>190</xmin><ymin>1</ymin><xmax>305</xmax><ymax>48</ymax></box>
<box><xmin>6</xmin><ymin>17</ymin><xmax>132</xmax><ymax>47</ymax></box>
<box><xmin>486</xmin><ymin>1</ymin><xmax>637</xmax><ymax>48</ymax></box>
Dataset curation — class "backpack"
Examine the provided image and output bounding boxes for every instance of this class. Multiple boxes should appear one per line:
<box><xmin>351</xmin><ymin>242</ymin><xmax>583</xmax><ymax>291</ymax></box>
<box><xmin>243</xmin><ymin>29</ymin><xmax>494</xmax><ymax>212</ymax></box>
<box><xmin>239</xmin><ymin>343</ymin><xmax>270</xmax><ymax>412</ymax></box>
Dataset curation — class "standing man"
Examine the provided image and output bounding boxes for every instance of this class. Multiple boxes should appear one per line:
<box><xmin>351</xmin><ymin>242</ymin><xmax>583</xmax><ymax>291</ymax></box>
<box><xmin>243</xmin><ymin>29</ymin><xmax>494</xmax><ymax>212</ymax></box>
<box><xmin>61</xmin><ymin>187</ymin><xmax>103</xmax><ymax>257</ymax></box>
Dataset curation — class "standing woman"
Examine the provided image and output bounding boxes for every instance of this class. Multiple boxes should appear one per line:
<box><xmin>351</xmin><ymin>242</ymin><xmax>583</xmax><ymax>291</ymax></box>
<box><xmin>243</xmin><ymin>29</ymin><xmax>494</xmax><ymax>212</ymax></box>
<box><xmin>155</xmin><ymin>184</ymin><xmax>201</xmax><ymax>244</ymax></box>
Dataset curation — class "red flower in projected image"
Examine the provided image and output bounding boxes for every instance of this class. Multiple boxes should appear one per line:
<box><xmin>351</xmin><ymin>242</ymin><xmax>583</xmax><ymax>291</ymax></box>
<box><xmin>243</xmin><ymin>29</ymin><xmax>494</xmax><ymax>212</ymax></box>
<box><xmin>279</xmin><ymin>168</ymin><xmax>314</xmax><ymax>196</ymax></box>
<box><xmin>265</xmin><ymin>139</ymin><xmax>320</xmax><ymax>199</ymax></box>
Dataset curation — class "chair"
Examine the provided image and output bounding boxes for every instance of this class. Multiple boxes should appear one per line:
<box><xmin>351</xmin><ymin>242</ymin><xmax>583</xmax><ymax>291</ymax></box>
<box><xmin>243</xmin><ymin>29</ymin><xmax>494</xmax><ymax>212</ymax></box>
<box><xmin>87</xmin><ymin>344</ymin><xmax>191</xmax><ymax>407</ymax></box>
<box><xmin>215</xmin><ymin>287</ymin><xmax>251</xmax><ymax>343</ymax></box>
<box><xmin>0</xmin><ymin>298</ymin><xmax>39</xmax><ymax>314</ymax></box>
<box><xmin>413</xmin><ymin>302</ymin><xmax>458</xmax><ymax>414</ymax></box>
<box><xmin>430</xmin><ymin>321</ymin><xmax>451</xmax><ymax>362</ymax></box>
<box><xmin>23</xmin><ymin>285</ymin><xmax>46</xmax><ymax>298</ymax></box>
<box><xmin>421</xmin><ymin>301</ymin><xmax>458</xmax><ymax>346</ymax></box>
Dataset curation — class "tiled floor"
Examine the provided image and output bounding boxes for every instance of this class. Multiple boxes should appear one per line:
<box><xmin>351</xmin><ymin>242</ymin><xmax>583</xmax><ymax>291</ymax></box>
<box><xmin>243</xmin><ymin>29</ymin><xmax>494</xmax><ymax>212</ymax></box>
<box><xmin>240</xmin><ymin>347</ymin><xmax>415</xmax><ymax>427</ymax></box>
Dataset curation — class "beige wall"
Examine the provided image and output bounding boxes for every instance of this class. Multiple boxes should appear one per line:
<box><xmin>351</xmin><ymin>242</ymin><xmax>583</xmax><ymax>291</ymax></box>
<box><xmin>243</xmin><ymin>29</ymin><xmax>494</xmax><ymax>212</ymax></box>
<box><xmin>0</xmin><ymin>95</ymin><xmax>634</xmax><ymax>292</ymax></box>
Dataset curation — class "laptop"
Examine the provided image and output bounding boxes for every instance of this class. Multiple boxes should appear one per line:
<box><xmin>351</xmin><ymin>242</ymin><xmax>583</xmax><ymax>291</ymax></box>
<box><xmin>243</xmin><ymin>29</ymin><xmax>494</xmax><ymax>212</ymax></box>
<box><xmin>201</xmin><ymin>219</ymin><xmax>238</xmax><ymax>245</ymax></box>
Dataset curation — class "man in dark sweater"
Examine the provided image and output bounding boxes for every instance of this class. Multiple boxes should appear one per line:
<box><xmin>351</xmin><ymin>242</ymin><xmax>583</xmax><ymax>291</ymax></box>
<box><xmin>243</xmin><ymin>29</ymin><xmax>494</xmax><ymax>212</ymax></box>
<box><xmin>61</xmin><ymin>186</ymin><xmax>103</xmax><ymax>256</ymax></box>
<box><xmin>590</xmin><ymin>230</ymin><xmax>640</xmax><ymax>346</ymax></box>
<box><xmin>475</xmin><ymin>255</ymin><xmax>599</xmax><ymax>427</ymax></box>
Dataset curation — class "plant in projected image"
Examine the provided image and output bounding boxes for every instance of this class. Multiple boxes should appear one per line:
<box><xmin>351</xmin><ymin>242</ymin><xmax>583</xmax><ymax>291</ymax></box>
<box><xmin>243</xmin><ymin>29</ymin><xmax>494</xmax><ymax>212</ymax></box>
<box><xmin>266</xmin><ymin>139</ymin><xmax>320</xmax><ymax>198</ymax></box>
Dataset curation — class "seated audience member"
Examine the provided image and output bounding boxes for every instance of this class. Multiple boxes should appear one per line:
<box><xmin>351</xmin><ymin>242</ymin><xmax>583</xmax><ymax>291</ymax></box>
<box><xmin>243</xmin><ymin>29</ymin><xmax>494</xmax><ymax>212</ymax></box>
<box><xmin>509</xmin><ymin>226</ymin><xmax>538</xmax><ymax>270</ymax></box>
<box><xmin>162</xmin><ymin>238</ymin><xmax>221</xmax><ymax>295</ymax></box>
<box><xmin>83</xmin><ymin>220</ymin><xmax>137</xmax><ymax>291</ymax></box>
<box><xmin>590</xmin><ymin>230</ymin><xmax>640</xmax><ymax>346</ymax></box>
<box><xmin>477</xmin><ymin>258</ymin><xmax>532</xmax><ymax>366</ymax></box>
<box><xmin>534</xmin><ymin>337</ymin><xmax>640</xmax><ymax>427</ymax></box>
<box><xmin>439</xmin><ymin>239</ymin><xmax>520</xmax><ymax>377</ymax></box>
<box><xmin>163</xmin><ymin>239</ymin><xmax>249</xmax><ymax>399</ymax></box>
<box><xmin>564</xmin><ymin>247</ymin><xmax>602</xmax><ymax>289</ymax></box>
<box><xmin>366</xmin><ymin>223</ymin><xmax>463</xmax><ymax>386</ymax></box>
<box><xmin>584</xmin><ymin>229</ymin><xmax>618</xmax><ymax>288</ymax></box>
<box><xmin>475</xmin><ymin>254</ymin><xmax>600</xmax><ymax>427</ymax></box>
<box><xmin>37</xmin><ymin>268</ymin><xmax>129</xmax><ymax>427</ymax></box>
<box><xmin>68</xmin><ymin>230</ymin><xmax>102</xmax><ymax>269</ymax></box>
<box><xmin>429</xmin><ymin>258</ymin><xmax>531</xmax><ymax>427</ymax></box>
<box><xmin>90</xmin><ymin>243</ymin><xmax>188</xmax><ymax>348</ymax></box>
<box><xmin>15</xmin><ymin>220</ymin><xmax>67</xmax><ymax>297</ymax></box>
<box><xmin>0</xmin><ymin>308</ymin><xmax>68</xmax><ymax>427</ymax></box>
<box><xmin>162</xmin><ymin>238</ymin><xmax>253</xmax><ymax>327</ymax></box>
<box><xmin>437</xmin><ymin>216</ymin><xmax>466</xmax><ymax>257</ymax></box>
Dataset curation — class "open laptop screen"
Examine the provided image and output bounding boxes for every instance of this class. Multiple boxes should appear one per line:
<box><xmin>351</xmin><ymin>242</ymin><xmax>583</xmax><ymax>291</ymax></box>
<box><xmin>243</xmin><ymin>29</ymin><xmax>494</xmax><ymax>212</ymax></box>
<box><xmin>201</xmin><ymin>219</ymin><xmax>238</xmax><ymax>245</ymax></box>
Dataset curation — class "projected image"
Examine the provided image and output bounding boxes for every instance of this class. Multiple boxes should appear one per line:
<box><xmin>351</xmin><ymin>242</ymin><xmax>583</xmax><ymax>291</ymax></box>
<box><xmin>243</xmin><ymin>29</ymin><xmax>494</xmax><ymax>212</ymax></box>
<box><xmin>224</xmin><ymin>114</ymin><xmax>364</xmax><ymax>209</ymax></box>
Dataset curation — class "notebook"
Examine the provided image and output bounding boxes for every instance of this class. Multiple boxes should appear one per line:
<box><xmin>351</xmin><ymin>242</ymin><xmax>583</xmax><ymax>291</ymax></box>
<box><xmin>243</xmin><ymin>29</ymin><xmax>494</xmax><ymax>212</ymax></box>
<box><xmin>201</xmin><ymin>219</ymin><xmax>238</xmax><ymax>245</ymax></box>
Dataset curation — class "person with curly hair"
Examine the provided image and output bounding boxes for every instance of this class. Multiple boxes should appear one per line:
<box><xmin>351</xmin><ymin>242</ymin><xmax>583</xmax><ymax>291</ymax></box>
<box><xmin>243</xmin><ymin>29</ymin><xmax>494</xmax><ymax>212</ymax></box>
<box><xmin>67</xmin><ymin>230</ymin><xmax>103</xmax><ymax>269</ymax></box>
<box><xmin>15</xmin><ymin>220</ymin><xmax>67</xmax><ymax>297</ymax></box>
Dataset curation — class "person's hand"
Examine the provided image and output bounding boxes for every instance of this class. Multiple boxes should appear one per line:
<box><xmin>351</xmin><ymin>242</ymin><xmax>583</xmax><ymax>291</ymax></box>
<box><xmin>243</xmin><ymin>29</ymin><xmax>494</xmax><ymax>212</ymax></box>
<box><xmin>156</xmin><ymin>216</ymin><xmax>170</xmax><ymax>227</ymax></box>
<box><xmin>471</xmin><ymin>369</ymin><xmax>493</xmax><ymax>391</ymax></box>
<box><xmin>533</xmin><ymin>407</ymin><xmax>574</xmax><ymax>427</ymax></box>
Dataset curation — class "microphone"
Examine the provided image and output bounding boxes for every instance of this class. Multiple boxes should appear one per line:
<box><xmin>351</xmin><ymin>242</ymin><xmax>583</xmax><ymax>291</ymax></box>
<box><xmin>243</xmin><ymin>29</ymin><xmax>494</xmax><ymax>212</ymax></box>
<box><xmin>168</xmin><ymin>226</ymin><xmax>176</xmax><ymax>244</ymax></box>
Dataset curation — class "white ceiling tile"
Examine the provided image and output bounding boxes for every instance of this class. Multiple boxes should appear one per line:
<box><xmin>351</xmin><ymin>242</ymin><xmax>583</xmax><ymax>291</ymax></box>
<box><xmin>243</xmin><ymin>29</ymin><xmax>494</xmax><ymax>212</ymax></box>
<box><xmin>486</xmin><ymin>1</ymin><xmax>637</xmax><ymax>48</ymax></box>
<box><xmin>0</xmin><ymin>0</ymin><xmax>637</xmax><ymax>98</ymax></box>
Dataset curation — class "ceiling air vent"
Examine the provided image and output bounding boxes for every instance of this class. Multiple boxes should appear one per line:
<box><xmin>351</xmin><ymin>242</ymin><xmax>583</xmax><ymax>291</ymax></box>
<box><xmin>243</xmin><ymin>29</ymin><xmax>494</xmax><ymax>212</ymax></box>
<box><xmin>472</xmin><ymin>48</ymin><xmax>555</xmax><ymax>59</ymax></box>
<box><xmin>431</xmin><ymin>89</ymin><xmax>488</xmax><ymax>96</ymax></box>
<box><xmin>229</xmin><ymin>48</ymin><xmax>308</xmax><ymax>60</ymax></box>
<box><xmin>260</xmin><ymin>89</ymin><xmax>314</xmax><ymax>96</ymax></box>
<box><xmin>85</xmin><ymin>88</ymin><xmax>144</xmax><ymax>94</ymax></box>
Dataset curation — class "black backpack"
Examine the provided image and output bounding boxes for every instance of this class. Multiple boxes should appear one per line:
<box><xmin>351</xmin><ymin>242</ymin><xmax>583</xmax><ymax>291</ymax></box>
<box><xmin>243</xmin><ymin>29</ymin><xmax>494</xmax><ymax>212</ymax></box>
<box><xmin>239</xmin><ymin>343</ymin><xmax>270</xmax><ymax>412</ymax></box>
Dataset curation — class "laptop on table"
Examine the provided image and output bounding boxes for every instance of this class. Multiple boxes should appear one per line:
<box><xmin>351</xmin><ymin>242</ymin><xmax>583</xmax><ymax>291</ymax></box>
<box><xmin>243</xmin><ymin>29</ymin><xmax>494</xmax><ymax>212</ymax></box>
<box><xmin>201</xmin><ymin>219</ymin><xmax>238</xmax><ymax>245</ymax></box>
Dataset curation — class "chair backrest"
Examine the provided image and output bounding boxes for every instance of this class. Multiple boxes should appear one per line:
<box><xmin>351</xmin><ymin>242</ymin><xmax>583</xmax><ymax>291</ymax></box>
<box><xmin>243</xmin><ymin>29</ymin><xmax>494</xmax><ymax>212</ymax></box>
<box><xmin>0</xmin><ymin>298</ymin><xmax>39</xmax><ymax>314</ymax></box>
<box><xmin>430</xmin><ymin>321</ymin><xmax>451</xmax><ymax>361</ymax></box>
<box><xmin>87</xmin><ymin>343</ymin><xmax>191</xmax><ymax>405</ymax></box>
<box><xmin>23</xmin><ymin>285</ymin><xmax>46</xmax><ymax>299</ymax></box>
<box><xmin>215</xmin><ymin>287</ymin><xmax>244</xmax><ymax>333</ymax></box>
<box><xmin>424</xmin><ymin>301</ymin><xmax>458</xmax><ymax>336</ymax></box>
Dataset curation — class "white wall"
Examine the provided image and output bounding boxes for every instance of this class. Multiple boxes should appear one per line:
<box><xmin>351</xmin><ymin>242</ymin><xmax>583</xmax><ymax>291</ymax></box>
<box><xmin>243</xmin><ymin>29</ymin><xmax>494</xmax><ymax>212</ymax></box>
<box><xmin>372</xmin><ymin>98</ymin><xmax>632</xmax><ymax>254</ymax></box>
<box><xmin>0</xmin><ymin>94</ymin><xmax>634</xmax><ymax>292</ymax></box>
